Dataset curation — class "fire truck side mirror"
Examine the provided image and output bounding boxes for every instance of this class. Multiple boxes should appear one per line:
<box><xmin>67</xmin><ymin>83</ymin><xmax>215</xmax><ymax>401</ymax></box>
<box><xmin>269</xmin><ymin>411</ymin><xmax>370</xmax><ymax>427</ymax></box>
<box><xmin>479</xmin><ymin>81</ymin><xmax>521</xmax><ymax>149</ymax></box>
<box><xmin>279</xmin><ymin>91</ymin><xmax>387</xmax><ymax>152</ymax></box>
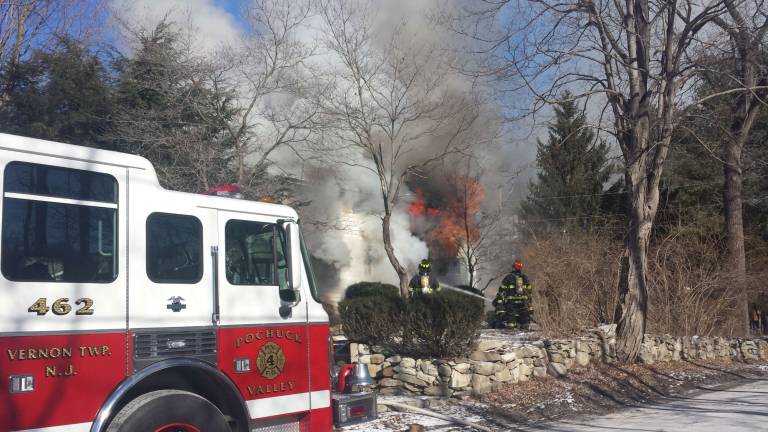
<box><xmin>281</xmin><ymin>221</ymin><xmax>302</xmax><ymax>310</ymax></box>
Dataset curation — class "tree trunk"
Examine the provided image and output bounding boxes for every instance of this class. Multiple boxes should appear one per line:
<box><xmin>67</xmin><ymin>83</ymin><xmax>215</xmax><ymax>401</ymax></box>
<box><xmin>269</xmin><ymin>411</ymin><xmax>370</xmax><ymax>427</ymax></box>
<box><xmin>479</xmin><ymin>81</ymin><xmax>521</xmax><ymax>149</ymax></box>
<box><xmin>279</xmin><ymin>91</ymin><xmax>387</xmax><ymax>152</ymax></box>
<box><xmin>382</xmin><ymin>211</ymin><xmax>409</xmax><ymax>297</ymax></box>
<box><xmin>614</xmin><ymin>189</ymin><xmax>653</xmax><ymax>361</ymax></box>
<box><xmin>723</xmin><ymin>128</ymin><xmax>748</xmax><ymax>335</ymax></box>
<box><xmin>614</xmin><ymin>121</ymin><xmax>657</xmax><ymax>362</ymax></box>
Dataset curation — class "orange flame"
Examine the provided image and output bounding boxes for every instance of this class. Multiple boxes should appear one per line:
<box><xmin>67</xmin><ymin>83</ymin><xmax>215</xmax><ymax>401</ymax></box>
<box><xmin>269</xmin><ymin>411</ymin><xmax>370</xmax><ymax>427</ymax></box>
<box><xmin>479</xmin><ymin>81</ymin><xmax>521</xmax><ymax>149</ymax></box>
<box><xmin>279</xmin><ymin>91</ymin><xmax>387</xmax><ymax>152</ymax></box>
<box><xmin>408</xmin><ymin>178</ymin><xmax>485</xmax><ymax>258</ymax></box>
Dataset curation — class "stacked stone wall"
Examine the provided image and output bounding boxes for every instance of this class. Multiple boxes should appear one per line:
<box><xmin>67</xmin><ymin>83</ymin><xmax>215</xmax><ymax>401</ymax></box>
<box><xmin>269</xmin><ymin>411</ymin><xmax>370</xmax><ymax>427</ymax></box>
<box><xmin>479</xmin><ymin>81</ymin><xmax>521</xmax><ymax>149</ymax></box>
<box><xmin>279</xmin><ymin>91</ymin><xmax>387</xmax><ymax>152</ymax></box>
<box><xmin>349</xmin><ymin>329</ymin><xmax>768</xmax><ymax>397</ymax></box>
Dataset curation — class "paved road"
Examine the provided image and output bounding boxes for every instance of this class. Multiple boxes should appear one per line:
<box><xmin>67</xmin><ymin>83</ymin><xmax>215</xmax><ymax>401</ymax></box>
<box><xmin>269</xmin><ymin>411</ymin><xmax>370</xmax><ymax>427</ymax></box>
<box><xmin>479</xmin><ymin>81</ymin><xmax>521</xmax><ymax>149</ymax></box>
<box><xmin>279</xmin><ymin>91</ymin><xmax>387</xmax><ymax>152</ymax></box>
<box><xmin>520</xmin><ymin>379</ymin><xmax>768</xmax><ymax>432</ymax></box>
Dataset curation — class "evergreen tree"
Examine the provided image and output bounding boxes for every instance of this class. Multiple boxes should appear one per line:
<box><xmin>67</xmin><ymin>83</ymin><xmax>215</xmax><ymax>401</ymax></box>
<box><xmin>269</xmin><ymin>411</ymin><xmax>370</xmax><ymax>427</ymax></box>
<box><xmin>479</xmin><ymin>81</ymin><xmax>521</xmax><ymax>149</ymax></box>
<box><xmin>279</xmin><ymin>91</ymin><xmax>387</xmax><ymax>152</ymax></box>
<box><xmin>0</xmin><ymin>39</ymin><xmax>114</xmax><ymax>148</ymax></box>
<box><xmin>112</xmin><ymin>20</ymin><xmax>237</xmax><ymax>193</ymax></box>
<box><xmin>521</xmin><ymin>95</ymin><xmax>615</xmax><ymax>231</ymax></box>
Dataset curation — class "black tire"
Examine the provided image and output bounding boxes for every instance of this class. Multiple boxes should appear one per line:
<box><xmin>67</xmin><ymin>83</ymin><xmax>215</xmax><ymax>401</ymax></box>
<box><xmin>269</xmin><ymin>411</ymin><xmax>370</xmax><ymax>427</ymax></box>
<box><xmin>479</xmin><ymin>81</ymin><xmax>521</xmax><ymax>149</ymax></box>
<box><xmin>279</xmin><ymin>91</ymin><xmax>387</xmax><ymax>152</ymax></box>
<box><xmin>106</xmin><ymin>389</ymin><xmax>230</xmax><ymax>432</ymax></box>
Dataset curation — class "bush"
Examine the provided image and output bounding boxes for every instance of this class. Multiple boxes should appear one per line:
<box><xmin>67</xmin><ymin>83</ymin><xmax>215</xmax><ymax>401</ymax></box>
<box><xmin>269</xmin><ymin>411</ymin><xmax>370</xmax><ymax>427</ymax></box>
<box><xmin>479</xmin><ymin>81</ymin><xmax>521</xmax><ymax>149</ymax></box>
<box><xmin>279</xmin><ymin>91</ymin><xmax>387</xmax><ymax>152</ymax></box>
<box><xmin>338</xmin><ymin>282</ymin><xmax>403</xmax><ymax>345</ymax></box>
<box><xmin>338</xmin><ymin>282</ymin><xmax>484</xmax><ymax>358</ymax></box>
<box><xmin>401</xmin><ymin>291</ymin><xmax>484</xmax><ymax>358</ymax></box>
<box><xmin>344</xmin><ymin>281</ymin><xmax>400</xmax><ymax>300</ymax></box>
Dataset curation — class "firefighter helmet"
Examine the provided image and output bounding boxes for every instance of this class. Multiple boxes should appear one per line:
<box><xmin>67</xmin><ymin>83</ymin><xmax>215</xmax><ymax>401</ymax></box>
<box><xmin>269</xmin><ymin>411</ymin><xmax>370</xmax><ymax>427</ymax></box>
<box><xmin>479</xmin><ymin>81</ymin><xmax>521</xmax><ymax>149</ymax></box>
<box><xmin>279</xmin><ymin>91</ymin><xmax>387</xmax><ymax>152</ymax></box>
<box><xmin>418</xmin><ymin>259</ymin><xmax>432</xmax><ymax>273</ymax></box>
<box><xmin>513</xmin><ymin>259</ymin><xmax>523</xmax><ymax>271</ymax></box>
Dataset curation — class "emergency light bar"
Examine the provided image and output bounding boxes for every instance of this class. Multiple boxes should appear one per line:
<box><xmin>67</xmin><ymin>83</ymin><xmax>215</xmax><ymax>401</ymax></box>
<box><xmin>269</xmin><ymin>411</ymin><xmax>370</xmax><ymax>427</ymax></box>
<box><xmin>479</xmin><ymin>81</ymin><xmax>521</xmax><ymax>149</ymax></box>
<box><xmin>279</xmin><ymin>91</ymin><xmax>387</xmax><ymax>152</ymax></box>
<box><xmin>203</xmin><ymin>183</ymin><xmax>243</xmax><ymax>199</ymax></box>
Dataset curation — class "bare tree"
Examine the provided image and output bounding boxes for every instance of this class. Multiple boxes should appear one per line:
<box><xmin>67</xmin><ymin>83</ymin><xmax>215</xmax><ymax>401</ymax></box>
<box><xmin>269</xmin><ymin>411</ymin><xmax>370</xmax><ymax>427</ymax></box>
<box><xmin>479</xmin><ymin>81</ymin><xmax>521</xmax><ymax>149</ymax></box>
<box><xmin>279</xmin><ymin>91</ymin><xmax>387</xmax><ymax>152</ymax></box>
<box><xmin>442</xmin><ymin>160</ymin><xmax>500</xmax><ymax>289</ymax></box>
<box><xmin>319</xmin><ymin>0</ymin><xmax>480</xmax><ymax>297</ymax></box>
<box><xmin>0</xmin><ymin>1</ymin><xmax>106</xmax><ymax>82</ymax></box>
<box><xmin>113</xmin><ymin>1</ymin><xmax>321</xmax><ymax>199</ymax></box>
<box><xmin>708</xmin><ymin>0</ymin><xmax>768</xmax><ymax>333</ymax></box>
<box><xmin>454</xmin><ymin>0</ymin><xmax>727</xmax><ymax>360</ymax></box>
<box><xmin>210</xmin><ymin>0</ymin><xmax>322</xmax><ymax>196</ymax></box>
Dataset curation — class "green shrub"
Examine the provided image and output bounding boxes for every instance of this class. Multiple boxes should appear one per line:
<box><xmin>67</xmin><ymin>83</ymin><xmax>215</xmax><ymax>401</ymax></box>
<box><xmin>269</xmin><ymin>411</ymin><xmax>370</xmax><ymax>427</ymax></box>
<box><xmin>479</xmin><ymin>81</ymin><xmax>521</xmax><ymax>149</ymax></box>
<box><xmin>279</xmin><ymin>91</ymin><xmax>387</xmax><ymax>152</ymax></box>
<box><xmin>344</xmin><ymin>281</ymin><xmax>400</xmax><ymax>299</ymax></box>
<box><xmin>338</xmin><ymin>282</ymin><xmax>403</xmax><ymax>345</ymax></box>
<box><xmin>338</xmin><ymin>281</ymin><xmax>484</xmax><ymax>358</ymax></box>
<box><xmin>401</xmin><ymin>291</ymin><xmax>484</xmax><ymax>358</ymax></box>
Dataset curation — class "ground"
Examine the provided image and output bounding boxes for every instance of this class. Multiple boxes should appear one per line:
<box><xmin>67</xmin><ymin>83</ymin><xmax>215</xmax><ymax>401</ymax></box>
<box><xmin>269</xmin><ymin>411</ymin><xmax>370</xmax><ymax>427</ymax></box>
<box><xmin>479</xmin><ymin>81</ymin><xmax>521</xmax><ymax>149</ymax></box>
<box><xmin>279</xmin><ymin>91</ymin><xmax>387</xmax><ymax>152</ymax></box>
<box><xmin>338</xmin><ymin>361</ymin><xmax>768</xmax><ymax>432</ymax></box>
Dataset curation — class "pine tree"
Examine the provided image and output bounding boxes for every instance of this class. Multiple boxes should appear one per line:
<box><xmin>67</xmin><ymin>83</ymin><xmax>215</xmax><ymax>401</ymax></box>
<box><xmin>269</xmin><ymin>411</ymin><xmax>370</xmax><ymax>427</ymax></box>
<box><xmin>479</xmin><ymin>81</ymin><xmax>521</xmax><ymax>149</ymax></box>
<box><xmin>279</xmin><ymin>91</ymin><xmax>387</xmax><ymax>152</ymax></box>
<box><xmin>0</xmin><ymin>39</ymin><xmax>114</xmax><ymax>148</ymax></box>
<box><xmin>521</xmin><ymin>95</ymin><xmax>614</xmax><ymax>231</ymax></box>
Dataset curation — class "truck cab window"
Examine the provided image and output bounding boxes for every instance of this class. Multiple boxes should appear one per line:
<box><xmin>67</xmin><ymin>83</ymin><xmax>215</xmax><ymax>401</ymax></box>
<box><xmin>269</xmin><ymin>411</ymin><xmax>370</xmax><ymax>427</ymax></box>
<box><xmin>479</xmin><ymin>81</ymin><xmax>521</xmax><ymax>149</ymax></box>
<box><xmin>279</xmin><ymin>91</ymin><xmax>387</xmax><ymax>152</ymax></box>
<box><xmin>1</xmin><ymin>162</ymin><xmax>118</xmax><ymax>283</ymax></box>
<box><xmin>225</xmin><ymin>220</ymin><xmax>288</xmax><ymax>292</ymax></box>
<box><xmin>146</xmin><ymin>213</ymin><xmax>202</xmax><ymax>283</ymax></box>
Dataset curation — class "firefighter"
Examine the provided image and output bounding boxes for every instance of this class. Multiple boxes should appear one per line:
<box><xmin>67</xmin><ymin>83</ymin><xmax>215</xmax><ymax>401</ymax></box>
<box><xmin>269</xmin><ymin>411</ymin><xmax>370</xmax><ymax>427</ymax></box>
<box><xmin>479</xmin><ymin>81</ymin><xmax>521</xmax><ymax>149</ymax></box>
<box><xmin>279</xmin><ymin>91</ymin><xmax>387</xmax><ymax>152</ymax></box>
<box><xmin>494</xmin><ymin>260</ymin><xmax>533</xmax><ymax>329</ymax></box>
<box><xmin>408</xmin><ymin>259</ymin><xmax>441</xmax><ymax>295</ymax></box>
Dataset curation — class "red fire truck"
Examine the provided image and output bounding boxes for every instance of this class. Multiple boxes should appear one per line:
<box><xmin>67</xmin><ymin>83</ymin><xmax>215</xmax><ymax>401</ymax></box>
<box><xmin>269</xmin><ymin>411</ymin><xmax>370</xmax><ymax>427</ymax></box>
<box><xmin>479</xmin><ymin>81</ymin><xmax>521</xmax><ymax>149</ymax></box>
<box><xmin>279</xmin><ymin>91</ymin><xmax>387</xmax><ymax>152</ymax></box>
<box><xmin>0</xmin><ymin>133</ymin><xmax>335</xmax><ymax>431</ymax></box>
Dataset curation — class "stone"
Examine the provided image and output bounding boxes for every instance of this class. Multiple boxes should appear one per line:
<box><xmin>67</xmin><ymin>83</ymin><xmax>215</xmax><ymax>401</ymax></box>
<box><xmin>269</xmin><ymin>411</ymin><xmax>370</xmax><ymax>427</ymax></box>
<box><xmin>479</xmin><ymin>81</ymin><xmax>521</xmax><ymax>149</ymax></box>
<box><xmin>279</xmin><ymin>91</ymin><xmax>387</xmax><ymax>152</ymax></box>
<box><xmin>370</xmin><ymin>354</ymin><xmax>386</xmax><ymax>364</ymax></box>
<box><xmin>453</xmin><ymin>363</ymin><xmax>471</xmax><ymax>373</ymax></box>
<box><xmin>493</xmin><ymin>368</ymin><xmax>513</xmax><ymax>382</ymax></box>
<box><xmin>379</xmin><ymin>378</ymin><xmax>401</xmax><ymax>387</ymax></box>
<box><xmin>402</xmin><ymin>382</ymin><xmax>422</xmax><ymax>393</ymax></box>
<box><xmin>371</xmin><ymin>345</ymin><xmax>386</xmax><ymax>354</ymax></box>
<box><xmin>518</xmin><ymin>363</ymin><xmax>533</xmax><ymax>377</ymax></box>
<box><xmin>394</xmin><ymin>366</ymin><xmax>417</xmax><ymax>376</ymax></box>
<box><xmin>473</xmin><ymin>361</ymin><xmax>496</xmax><ymax>376</ymax></box>
<box><xmin>533</xmin><ymin>366</ymin><xmax>547</xmax><ymax>377</ymax></box>
<box><xmin>386</xmin><ymin>355</ymin><xmax>402</xmax><ymax>364</ymax></box>
<box><xmin>367</xmin><ymin>364</ymin><xmax>382</xmax><ymax>378</ymax></box>
<box><xmin>533</xmin><ymin>358</ymin><xmax>546</xmax><ymax>367</ymax></box>
<box><xmin>400</xmin><ymin>357</ymin><xmax>416</xmax><ymax>368</ymax></box>
<box><xmin>509</xmin><ymin>366</ymin><xmax>521</xmax><ymax>383</ymax></box>
<box><xmin>477</xmin><ymin>340</ymin><xmax>506</xmax><ymax>351</ymax></box>
<box><xmin>564</xmin><ymin>357</ymin><xmax>575</xmax><ymax>369</ymax></box>
<box><xmin>501</xmin><ymin>352</ymin><xmax>517</xmax><ymax>362</ymax></box>
<box><xmin>358</xmin><ymin>355</ymin><xmax>372</xmax><ymax>364</ymax></box>
<box><xmin>471</xmin><ymin>374</ymin><xmax>494</xmax><ymax>395</ymax></box>
<box><xmin>549</xmin><ymin>352</ymin><xmax>565</xmax><ymax>363</ymax></box>
<box><xmin>470</xmin><ymin>351</ymin><xmax>502</xmax><ymax>362</ymax></box>
<box><xmin>349</xmin><ymin>343</ymin><xmax>361</xmax><ymax>362</ymax></box>
<box><xmin>575</xmin><ymin>351</ymin><xmax>590</xmax><ymax>367</ymax></box>
<box><xmin>521</xmin><ymin>346</ymin><xmax>543</xmax><ymax>358</ymax></box>
<box><xmin>357</xmin><ymin>344</ymin><xmax>370</xmax><ymax>355</ymax></box>
<box><xmin>450</xmin><ymin>370</ymin><xmax>472</xmax><ymax>388</ymax></box>
<box><xmin>420</xmin><ymin>362</ymin><xmax>439</xmax><ymax>376</ymax></box>
<box><xmin>396</xmin><ymin>373</ymin><xmax>428</xmax><ymax>387</ymax></box>
<box><xmin>378</xmin><ymin>387</ymin><xmax>401</xmax><ymax>396</ymax></box>
<box><xmin>423</xmin><ymin>386</ymin><xmax>443</xmax><ymax>396</ymax></box>
<box><xmin>547</xmin><ymin>362</ymin><xmax>568</xmax><ymax>377</ymax></box>
<box><xmin>416</xmin><ymin>371</ymin><xmax>438</xmax><ymax>386</ymax></box>
<box><xmin>381</xmin><ymin>367</ymin><xmax>395</xmax><ymax>377</ymax></box>
<box><xmin>639</xmin><ymin>351</ymin><xmax>655</xmax><ymax>365</ymax></box>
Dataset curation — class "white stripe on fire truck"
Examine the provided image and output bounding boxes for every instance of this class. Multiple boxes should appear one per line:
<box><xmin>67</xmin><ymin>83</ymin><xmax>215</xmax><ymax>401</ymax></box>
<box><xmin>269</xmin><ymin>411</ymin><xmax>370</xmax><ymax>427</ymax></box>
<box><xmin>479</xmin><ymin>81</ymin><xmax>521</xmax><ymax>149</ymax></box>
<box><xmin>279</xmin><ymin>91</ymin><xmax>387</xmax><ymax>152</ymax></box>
<box><xmin>246</xmin><ymin>390</ymin><xmax>331</xmax><ymax>417</ymax></box>
<box><xmin>15</xmin><ymin>422</ymin><xmax>90</xmax><ymax>432</ymax></box>
<box><xmin>4</xmin><ymin>192</ymin><xmax>118</xmax><ymax>208</ymax></box>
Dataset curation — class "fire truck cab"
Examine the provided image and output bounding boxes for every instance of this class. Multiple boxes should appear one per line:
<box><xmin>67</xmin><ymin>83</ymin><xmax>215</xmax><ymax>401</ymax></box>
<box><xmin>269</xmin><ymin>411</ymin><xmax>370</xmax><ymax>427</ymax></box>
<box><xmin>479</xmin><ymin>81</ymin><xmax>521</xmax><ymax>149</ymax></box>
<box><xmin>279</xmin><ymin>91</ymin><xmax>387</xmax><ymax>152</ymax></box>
<box><xmin>0</xmin><ymin>133</ymin><xmax>333</xmax><ymax>432</ymax></box>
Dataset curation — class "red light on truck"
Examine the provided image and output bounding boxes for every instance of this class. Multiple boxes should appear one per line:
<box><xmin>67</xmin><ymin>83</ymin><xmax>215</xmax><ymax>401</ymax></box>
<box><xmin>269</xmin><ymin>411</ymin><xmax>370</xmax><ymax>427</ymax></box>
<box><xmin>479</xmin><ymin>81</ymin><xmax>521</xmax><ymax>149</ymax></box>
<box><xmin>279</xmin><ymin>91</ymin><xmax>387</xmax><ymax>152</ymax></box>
<box><xmin>349</xmin><ymin>406</ymin><xmax>366</xmax><ymax>417</ymax></box>
<box><xmin>203</xmin><ymin>184</ymin><xmax>243</xmax><ymax>199</ymax></box>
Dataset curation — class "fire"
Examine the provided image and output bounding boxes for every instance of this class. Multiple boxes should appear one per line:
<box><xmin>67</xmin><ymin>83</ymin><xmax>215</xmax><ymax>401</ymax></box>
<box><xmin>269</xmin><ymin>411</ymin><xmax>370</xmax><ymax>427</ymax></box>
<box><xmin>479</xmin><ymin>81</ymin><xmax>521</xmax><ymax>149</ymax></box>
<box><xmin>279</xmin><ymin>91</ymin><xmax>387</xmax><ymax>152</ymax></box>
<box><xmin>408</xmin><ymin>177</ymin><xmax>485</xmax><ymax>258</ymax></box>
<box><xmin>408</xmin><ymin>190</ymin><xmax>440</xmax><ymax>218</ymax></box>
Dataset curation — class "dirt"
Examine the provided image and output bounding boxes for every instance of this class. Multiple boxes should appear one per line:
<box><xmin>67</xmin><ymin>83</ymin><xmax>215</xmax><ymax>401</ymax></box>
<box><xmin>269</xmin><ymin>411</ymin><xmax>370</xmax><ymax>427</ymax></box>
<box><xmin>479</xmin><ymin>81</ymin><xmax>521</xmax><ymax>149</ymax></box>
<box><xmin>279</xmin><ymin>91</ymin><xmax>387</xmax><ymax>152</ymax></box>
<box><xmin>480</xmin><ymin>359</ymin><xmax>768</xmax><ymax>427</ymax></box>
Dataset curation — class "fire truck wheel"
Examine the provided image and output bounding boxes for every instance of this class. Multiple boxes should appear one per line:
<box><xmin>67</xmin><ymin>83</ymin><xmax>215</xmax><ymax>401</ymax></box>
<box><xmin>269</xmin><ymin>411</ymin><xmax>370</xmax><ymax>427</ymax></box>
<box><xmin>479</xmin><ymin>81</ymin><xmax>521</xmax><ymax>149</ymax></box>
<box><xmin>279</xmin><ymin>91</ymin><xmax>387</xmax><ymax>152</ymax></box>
<box><xmin>106</xmin><ymin>389</ymin><xmax>231</xmax><ymax>432</ymax></box>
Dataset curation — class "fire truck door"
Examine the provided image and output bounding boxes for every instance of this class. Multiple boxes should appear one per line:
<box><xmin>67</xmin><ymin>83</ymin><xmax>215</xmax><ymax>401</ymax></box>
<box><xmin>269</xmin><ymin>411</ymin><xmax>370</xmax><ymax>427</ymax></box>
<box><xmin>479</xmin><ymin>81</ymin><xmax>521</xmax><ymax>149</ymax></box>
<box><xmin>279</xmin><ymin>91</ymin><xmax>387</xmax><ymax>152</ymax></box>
<box><xmin>215</xmin><ymin>211</ymin><xmax>311</xmax><ymax>418</ymax></box>
<box><xmin>128</xmin><ymin>206</ymin><xmax>217</xmax><ymax>330</ymax></box>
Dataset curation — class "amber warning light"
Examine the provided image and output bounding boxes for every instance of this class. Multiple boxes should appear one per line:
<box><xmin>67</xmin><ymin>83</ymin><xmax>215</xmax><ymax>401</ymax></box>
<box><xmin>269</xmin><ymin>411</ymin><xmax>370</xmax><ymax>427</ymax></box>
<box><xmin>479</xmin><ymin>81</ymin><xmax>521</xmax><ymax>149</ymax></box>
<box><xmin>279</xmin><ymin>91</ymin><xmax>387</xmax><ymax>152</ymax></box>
<box><xmin>204</xmin><ymin>184</ymin><xmax>243</xmax><ymax>199</ymax></box>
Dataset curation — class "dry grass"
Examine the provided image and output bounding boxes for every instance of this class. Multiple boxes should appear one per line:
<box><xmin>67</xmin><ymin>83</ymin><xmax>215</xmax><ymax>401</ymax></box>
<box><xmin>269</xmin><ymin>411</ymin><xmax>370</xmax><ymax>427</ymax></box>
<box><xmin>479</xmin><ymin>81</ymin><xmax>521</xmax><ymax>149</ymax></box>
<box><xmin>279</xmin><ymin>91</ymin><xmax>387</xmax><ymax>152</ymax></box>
<box><xmin>522</xmin><ymin>229</ymin><xmax>744</xmax><ymax>337</ymax></box>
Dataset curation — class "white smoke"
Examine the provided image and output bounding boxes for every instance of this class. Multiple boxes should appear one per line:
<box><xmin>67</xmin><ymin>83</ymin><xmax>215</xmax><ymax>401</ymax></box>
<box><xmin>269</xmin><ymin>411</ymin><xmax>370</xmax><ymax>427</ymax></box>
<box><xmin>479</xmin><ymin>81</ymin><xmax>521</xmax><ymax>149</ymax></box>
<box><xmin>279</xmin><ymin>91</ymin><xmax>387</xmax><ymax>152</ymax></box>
<box><xmin>299</xmin><ymin>163</ymin><xmax>430</xmax><ymax>304</ymax></box>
